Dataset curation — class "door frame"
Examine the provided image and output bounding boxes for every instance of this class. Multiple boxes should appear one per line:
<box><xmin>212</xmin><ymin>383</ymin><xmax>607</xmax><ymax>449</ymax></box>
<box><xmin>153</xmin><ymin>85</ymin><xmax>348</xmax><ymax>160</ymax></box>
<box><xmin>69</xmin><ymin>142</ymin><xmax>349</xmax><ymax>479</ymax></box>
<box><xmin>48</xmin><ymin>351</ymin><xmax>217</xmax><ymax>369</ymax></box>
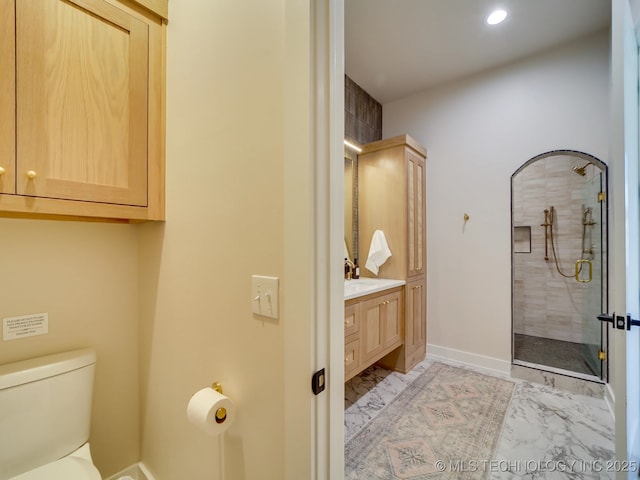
<box><xmin>315</xmin><ymin>0</ymin><xmax>640</xmax><ymax>477</ymax></box>
<box><xmin>311</xmin><ymin>1</ymin><xmax>345</xmax><ymax>479</ymax></box>
<box><xmin>608</xmin><ymin>0</ymin><xmax>639</xmax><ymax>475</ymax></box>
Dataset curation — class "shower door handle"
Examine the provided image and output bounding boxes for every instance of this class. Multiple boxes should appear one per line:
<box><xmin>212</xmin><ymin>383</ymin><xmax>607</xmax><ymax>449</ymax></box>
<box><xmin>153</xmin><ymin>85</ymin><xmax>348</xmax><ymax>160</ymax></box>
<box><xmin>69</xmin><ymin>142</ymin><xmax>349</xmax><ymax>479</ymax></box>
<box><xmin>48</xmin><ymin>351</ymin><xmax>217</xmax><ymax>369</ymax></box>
<box><xmin>596</xmin><ymin>313</ymin><xmax>620</xmax><ymax>328</ymax></box>
<box><xmin>575</xmin><ymin>259</ymin><xmax>592</xmax><ymax>282</ymax></box>
<box><xmin>597</xmin><ymin>313</ymin><xmax>640</xmax><ymax>330</ymax></box>
<box><xmin>626</xmin><ymin>314</ymin><xmax>640</xmax><ymax>330</ymax></box>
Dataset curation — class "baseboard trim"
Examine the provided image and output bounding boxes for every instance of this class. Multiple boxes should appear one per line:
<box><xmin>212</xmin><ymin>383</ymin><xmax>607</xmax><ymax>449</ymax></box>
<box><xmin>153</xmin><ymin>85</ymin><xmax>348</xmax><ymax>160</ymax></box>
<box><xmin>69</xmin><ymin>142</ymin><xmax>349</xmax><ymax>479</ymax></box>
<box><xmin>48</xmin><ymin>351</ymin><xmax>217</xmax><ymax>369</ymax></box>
<box><xmin>104</xmin><ymin>462</ymin><xmax>156</xmax><ymax>480</ymax></box>
<box><xmin>427</xmin><ymin>344</ymin><xmax>511</xmax><ymax>376</ymax></box>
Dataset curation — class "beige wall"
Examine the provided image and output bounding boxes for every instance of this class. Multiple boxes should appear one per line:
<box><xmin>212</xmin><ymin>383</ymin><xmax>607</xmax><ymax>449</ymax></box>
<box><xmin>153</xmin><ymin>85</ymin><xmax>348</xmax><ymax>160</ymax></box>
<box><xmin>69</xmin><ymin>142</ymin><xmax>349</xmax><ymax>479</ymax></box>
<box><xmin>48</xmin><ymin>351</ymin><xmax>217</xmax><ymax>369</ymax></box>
<box><xmin>0</xmin><ymin>2</ymin><xmax>313</xmax><ymax>480</ymax></box>
<box><xmin>138</xmin><ymin>2</ymin><xmax>312</xmax><ymax>480</ymax></box>
<box><xmin>0</xmin><ymin>218</ymin><xmax>140</xmax><ymax>477</ymax></box>
<box><xmin>383</xmin><ymin>30</ymin><xmax>610</xmax><ymax>367</ymax></box>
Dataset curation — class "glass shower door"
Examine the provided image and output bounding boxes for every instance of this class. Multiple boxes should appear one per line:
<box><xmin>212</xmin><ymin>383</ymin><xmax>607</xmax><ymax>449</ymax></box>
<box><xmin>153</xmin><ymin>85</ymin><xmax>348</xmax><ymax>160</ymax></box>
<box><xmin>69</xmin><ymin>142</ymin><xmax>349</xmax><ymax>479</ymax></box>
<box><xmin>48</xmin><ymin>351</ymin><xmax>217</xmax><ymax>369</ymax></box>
<box><xmin>511</xmin><ymin>150</ymin><xmax>608</xmax><ymax>381</ymax></box>
<box><xmin>580</xmin><ymin>171</ymin><xmax>606</xmax><ymax>379</ymax></box>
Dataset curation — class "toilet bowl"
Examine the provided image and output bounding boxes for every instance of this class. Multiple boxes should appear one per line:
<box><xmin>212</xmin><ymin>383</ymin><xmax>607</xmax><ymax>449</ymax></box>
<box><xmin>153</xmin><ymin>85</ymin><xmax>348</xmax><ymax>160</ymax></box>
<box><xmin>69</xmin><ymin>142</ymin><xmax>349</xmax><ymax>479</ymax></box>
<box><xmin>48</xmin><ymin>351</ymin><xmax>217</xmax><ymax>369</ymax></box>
<box><xmin>0</xmin><ymin>349</ymin><xmax>102</xmax><ymax>480</ymax></box>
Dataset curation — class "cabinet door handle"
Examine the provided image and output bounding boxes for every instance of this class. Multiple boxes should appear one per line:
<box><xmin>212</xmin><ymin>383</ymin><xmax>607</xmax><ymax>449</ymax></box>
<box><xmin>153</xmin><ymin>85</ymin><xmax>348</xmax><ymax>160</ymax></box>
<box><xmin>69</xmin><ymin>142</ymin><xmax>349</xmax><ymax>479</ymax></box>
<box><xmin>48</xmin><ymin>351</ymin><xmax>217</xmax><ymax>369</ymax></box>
<box><xmin>0</xmin><ymin>166</ymin><xmax>5</xmax><ymax>176</ymax></box>
<box><xmin>26</xmin><ymin>170</ymin><xmax>37</xmax><ymax>179</ymax></box>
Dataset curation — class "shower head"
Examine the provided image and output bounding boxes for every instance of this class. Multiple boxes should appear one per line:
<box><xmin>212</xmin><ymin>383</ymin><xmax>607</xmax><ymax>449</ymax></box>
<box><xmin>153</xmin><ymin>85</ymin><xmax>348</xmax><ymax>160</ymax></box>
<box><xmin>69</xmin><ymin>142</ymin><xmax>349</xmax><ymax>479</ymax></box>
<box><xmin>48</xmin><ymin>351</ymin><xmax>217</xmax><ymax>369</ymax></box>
<box><xmin>572</xmin><ymin>163</ymin><xmax>590</xmax><ymax>176</ymax></box>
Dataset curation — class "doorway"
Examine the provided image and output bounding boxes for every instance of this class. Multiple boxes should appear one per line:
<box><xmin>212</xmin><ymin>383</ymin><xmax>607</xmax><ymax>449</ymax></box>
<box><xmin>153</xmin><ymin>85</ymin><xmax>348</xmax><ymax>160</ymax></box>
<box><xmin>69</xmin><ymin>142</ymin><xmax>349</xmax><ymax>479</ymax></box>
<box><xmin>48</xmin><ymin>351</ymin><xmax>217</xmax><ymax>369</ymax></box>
<box><xmin>511</xmin><ymin>150</ymin><xmax>608</xmax><ymax>382</ymax></box>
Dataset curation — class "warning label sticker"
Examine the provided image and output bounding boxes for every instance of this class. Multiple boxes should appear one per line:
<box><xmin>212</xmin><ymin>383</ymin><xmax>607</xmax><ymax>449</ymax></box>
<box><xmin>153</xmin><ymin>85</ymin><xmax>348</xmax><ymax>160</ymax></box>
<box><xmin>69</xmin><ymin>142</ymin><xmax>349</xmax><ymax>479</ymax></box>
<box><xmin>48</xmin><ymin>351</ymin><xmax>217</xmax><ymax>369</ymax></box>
<box><xmin>3</xmin><ymin>313</ymin><xmax>48</xmax><ymax>341</ymax></box>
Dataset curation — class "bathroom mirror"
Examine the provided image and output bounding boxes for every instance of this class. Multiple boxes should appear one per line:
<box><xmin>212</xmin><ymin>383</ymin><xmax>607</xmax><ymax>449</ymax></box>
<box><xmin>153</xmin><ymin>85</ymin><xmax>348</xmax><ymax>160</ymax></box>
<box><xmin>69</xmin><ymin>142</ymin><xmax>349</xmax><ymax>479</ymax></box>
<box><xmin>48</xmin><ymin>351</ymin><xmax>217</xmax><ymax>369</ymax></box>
<box><xmin>511</xmin><ymin>150</ymin><xmax>608</xmax><ymax>382</ymax></box>
<box><xmin>345</xmin><ymin>156</ymin><xmax>354</xmax><ymax>261</ymax></box>
<box><xmin>344</xmin><ymin>145</ymin><xmax>359</xmax><ymax>263</ymax></box>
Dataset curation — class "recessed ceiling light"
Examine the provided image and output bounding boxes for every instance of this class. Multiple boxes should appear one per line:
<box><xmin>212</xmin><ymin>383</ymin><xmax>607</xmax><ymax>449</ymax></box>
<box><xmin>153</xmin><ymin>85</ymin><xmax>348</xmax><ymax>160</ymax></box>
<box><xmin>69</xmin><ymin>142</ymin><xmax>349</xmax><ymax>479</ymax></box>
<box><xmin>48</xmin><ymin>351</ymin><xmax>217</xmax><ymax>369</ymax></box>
<box><xmin>486</xmin><ymin>9</ymin><xmax>507</xmax><ymax>25</ymax></box>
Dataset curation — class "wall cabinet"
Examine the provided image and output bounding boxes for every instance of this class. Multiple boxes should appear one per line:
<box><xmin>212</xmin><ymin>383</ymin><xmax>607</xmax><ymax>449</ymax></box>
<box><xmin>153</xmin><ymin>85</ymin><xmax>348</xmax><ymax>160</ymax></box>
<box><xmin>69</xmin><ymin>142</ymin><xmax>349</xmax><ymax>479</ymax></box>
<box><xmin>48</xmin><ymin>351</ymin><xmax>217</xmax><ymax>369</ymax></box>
<box><xmin>406</xmin><ymin>150</ymin><xmax>426</xmax><ymax>277</ymax></box>
<box><xmin>358</xmin><ymin>135</ymin><xmax>426</xmax><ymax>280</ymax></box>
<box><xmin>0</xmin><ymin>0</ymin><xmax>166</xmax><ymax>221</ymax></box>
<box><xmin>358</xmin><ymin>135</ymin><xmax>427</xmax><ymax>373</ymax></box>
<box><xmin>344</xmin><ymin>287</ymin><xmax>403</xmax><ymax>381</ymax></box>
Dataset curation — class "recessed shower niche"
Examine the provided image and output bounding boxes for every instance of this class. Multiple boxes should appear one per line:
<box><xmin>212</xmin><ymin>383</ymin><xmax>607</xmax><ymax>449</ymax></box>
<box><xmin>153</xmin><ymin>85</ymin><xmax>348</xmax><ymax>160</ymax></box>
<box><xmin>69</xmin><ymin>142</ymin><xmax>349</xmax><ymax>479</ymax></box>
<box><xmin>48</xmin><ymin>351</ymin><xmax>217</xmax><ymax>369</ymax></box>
<box><xmin>511</xmin><ymin>150</ymin><xmax>608</xmax><ymax>382</ymax></box>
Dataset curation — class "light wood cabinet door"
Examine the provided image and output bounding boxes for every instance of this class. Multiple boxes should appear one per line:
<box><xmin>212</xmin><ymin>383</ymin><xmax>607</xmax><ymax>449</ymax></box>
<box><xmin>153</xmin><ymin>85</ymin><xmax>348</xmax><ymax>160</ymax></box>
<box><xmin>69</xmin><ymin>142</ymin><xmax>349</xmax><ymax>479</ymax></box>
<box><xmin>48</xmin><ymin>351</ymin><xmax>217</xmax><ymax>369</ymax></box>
<box><xmin>405</xmin><ymin>277</ymin><xmax>426</xmax><ymax>356</ymax></box>
<box><xmin>0</xmin><ymin>0</ymin><xmax>15</xmax><ymax>194</ymax></box>
<box><xmin>361</xmin><ymin>290</ymin><xmax>403</xmax><ymax>364</ymax></box>
<box><xmin>406</xmin><ymin>149</ymin><xmax>425</xmax><ymax>277</ymax></box>
<box><xmin>361</xmin><ymin>296</ymin><xmax>384</xmax><ymax>364</ymax></box>
<box><xmin>15</xmin><ymin>0</ymin><xmax>149</xmax><ymax>206</ymax></box>
<box><xmin>382</xmin><ymin>291</ymin><xmax>402</xmax><ymax>349</ymax></box>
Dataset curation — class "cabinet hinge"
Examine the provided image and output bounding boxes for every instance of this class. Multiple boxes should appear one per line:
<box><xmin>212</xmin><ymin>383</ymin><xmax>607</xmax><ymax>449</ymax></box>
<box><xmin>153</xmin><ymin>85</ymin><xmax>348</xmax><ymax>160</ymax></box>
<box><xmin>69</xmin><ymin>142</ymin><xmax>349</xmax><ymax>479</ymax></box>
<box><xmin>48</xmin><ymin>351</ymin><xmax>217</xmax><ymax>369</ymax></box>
<box><xmin>598</xmin><ymin>192</ymin><xmax>606</xmax><ymax>202</ymax></box>
<box><xmin>598</xmin><ymin>350</ymin><xmax>607</xmax><ymax>361</ymax></box>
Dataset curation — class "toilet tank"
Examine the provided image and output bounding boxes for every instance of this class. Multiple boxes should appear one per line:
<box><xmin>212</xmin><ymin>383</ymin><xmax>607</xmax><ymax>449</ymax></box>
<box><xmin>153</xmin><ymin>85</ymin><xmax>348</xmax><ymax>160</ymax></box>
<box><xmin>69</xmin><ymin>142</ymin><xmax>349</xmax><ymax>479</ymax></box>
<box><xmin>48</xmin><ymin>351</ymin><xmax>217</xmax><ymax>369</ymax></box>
<box><xmin>0</xmin><ymin>348</ymin><xmax>97</xmax><ymax>480</ymax></box>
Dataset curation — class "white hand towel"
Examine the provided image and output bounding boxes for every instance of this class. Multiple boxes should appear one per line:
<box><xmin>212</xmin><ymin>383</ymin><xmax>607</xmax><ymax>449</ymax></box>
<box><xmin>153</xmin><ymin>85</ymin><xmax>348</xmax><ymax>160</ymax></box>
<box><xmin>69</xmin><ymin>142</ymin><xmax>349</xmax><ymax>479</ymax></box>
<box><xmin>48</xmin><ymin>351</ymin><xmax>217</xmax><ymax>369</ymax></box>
<box><xmin>365</xmin><ymin>230</ymin><xmax>392</xmax><ymax>275</ymax></box>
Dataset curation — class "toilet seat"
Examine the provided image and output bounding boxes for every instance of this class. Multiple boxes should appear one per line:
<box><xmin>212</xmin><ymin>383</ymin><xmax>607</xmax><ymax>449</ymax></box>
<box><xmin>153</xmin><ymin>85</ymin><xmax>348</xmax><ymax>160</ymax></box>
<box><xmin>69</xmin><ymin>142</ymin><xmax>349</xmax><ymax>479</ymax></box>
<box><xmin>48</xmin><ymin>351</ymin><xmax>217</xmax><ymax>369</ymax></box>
<box><xmin>9</xmin><ymin>456</ymin><xmax>101</xmax><ymax>480</ymax></box>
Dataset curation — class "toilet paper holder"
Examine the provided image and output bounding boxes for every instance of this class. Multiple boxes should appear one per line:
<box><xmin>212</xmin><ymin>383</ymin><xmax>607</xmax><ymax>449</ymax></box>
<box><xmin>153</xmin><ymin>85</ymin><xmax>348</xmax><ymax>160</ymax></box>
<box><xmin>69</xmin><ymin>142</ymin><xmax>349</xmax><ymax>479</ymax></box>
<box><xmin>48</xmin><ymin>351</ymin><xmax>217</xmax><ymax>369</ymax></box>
<box><xmin>211</xmin><ymin>382</ymin><xmax>227</xmax><ymax>423</ymax></box>
<box><xmin>212</xmin><ymin>382</ymin><xmax>223</xmax><ymax>394</ymax></box>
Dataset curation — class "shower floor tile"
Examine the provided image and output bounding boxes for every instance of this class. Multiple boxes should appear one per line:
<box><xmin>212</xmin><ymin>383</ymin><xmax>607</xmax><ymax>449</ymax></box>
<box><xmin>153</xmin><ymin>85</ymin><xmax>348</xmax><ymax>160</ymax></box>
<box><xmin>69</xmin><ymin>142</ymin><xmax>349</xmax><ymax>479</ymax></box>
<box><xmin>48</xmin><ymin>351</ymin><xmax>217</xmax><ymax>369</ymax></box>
<box><xmin>513</xmin><ymin>333</ymin><xmax>596</xmax><ymax>376</ymax></box>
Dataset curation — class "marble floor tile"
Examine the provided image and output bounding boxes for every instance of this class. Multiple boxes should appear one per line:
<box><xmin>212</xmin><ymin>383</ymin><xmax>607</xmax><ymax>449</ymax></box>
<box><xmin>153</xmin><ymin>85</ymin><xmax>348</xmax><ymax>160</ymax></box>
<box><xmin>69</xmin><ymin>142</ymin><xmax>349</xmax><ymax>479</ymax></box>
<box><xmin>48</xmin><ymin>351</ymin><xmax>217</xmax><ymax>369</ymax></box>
<box><xmin>345</xmin><ymin>356</ymin><xmax>615</xmax><ymax>479</ymax></box>
<box><xmin>344</xmin><ymin>359</ymin><xmax>431</xmax><ymax>442</ymax></box>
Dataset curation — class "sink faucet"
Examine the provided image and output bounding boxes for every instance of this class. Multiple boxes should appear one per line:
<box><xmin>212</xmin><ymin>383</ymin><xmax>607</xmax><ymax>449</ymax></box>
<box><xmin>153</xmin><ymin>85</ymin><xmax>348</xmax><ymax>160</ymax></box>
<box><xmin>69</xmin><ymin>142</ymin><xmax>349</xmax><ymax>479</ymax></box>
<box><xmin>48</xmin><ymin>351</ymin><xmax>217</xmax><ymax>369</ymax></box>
<box><xmin>344</xmin><ymin>259</ymin><xmax>354</xmax><ymax>280</ymax></box>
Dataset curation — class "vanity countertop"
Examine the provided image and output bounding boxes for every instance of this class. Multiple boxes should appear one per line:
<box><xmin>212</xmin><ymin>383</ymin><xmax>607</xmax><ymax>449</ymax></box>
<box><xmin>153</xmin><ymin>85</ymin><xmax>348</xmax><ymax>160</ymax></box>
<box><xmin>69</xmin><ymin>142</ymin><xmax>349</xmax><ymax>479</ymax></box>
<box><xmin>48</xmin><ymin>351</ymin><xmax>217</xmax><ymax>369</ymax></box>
<box><xmin>344</xmin><ymin>278</ymin><xmax>406</xmax><ymax>300</ymax></box>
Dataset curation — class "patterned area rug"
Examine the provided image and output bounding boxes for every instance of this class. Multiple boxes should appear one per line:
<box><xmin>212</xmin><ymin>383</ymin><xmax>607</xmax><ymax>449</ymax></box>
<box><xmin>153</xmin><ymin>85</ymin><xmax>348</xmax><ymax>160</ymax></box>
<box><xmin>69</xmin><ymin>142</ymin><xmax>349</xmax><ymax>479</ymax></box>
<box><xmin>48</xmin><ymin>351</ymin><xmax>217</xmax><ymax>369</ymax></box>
<box><xmin>345</xmin><ymin>362</ymin><xmax>515</xmax><ymax>479</ymax></box>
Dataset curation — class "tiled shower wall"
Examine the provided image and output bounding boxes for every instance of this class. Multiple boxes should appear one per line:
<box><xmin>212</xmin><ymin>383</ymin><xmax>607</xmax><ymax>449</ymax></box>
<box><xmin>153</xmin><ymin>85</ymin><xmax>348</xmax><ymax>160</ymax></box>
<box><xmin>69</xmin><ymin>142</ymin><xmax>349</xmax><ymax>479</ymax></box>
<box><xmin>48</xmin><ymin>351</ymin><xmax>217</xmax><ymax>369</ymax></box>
<box><xmin>512</xmin><ymin>155</ymin><xmax>605</xmax><ymax>345</ymax></box>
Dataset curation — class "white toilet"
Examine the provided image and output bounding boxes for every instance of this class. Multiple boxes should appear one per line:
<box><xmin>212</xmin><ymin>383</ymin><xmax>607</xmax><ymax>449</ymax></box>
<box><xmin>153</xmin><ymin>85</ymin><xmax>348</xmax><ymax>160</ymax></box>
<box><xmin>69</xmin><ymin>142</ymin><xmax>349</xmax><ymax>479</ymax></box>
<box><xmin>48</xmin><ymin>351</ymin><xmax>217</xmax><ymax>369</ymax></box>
<box><xmin>0</xmin><ymin>348</ymin><xmax>102</xmax><ymax>480</ymax></box>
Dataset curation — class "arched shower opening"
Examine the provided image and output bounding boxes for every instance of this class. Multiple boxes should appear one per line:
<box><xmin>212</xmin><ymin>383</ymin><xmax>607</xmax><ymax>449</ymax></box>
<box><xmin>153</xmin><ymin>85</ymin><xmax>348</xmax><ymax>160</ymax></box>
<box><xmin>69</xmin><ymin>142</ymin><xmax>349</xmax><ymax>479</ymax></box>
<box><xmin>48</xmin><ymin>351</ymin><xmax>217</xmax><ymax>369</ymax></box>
<box><xmin>511</xmin><ymin>150</ymin><xmax>608</xmax><ymax>382</ymax></box>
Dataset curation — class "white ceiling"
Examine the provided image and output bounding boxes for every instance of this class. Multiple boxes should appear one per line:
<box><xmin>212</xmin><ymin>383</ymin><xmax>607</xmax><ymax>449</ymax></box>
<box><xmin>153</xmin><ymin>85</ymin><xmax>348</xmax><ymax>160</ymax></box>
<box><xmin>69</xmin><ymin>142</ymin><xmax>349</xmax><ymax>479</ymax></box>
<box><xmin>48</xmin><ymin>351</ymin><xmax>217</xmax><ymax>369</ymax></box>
<box><xmin>345</xmin><ymin>0</ymin><xmax>611</xmax><ymax>104</ymax></box>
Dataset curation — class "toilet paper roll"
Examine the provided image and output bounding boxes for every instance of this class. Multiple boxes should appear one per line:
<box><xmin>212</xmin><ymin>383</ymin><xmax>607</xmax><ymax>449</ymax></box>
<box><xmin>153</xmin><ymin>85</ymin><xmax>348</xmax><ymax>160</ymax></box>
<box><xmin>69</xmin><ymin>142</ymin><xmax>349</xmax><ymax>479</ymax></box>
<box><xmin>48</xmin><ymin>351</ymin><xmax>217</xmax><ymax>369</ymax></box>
<box><xmin>187</xmin><ymin>387</ymin><xmax>236</xmax><ymax>436</ymax></box>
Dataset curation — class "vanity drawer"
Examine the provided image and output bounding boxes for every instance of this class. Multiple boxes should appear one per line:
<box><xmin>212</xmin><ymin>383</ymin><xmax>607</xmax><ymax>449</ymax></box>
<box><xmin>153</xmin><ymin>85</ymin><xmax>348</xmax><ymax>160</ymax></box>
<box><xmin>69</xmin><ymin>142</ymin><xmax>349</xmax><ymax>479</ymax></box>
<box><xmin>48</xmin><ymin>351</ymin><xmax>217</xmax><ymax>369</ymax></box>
<box><xmin>344</xmin><ymin>302</ymin><xmax>360</xmax><ymax>336</ymax></box>
<box><xmin>344</xmin><ymin>335</ymin><xmax>361</xmax><ymax>380</ymax></box>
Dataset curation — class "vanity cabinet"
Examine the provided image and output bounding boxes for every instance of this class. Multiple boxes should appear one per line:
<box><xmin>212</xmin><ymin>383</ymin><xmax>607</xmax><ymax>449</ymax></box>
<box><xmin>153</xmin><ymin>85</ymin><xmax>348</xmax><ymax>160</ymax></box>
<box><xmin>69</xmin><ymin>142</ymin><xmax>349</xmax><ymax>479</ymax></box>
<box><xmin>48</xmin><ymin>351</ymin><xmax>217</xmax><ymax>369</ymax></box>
<box><xmin>344</xmin><ymin>303</ymin><xmax>361</xmax><ymax>379</ymax></box>
<box><xmin>0</xmin><ymin>0</ymin><xmax>166</xmax><ymax>221</ymax></box>
<box><xmin>358</xmin><ymin>135</ymin><xmax>427</xmax><ymax>373</ymax></box>
<box><xmin>361</xmin><ymin>289</ymin><xmax>402</xmax><ymax>363</ymax></box>
<box><xmin>344</xmin><ymin>287</ymin><xmax>403</xmax><ymax>381</ymax></box>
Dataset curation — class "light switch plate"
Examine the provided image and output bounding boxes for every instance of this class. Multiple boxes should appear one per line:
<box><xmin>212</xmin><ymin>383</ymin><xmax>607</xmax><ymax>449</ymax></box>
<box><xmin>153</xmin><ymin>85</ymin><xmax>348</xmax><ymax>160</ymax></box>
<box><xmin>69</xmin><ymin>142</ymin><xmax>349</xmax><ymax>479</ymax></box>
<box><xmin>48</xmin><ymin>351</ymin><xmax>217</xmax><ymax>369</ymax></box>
<box><xmin>251</xmin><ymin>275</ymin><xmax>279</xmax><ymax>319</ymax></box>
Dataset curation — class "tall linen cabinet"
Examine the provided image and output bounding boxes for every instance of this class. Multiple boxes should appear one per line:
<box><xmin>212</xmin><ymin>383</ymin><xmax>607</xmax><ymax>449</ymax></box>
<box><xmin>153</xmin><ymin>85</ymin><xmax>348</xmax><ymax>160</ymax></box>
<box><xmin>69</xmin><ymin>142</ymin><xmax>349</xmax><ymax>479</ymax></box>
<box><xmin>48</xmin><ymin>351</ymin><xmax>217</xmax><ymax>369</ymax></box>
<box><xmin>358</xmin><ymin>134</ymin><xmax>427</xmax><ymax>373</ymax></box>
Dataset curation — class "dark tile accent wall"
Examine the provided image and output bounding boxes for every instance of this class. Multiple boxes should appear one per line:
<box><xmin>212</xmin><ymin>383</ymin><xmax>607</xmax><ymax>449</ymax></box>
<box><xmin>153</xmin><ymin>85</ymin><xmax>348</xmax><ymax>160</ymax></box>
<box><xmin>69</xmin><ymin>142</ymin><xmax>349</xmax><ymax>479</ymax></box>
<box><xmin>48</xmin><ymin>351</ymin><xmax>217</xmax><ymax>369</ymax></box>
<box><xmin>345</xmin><ymin>75</ymin><xmax>382</xmax><ymax>145</ymax></box>
<box><xmin>344</xmin><ymin>76</ymin><xmax>381</xmax><ymax>266</ymax></box>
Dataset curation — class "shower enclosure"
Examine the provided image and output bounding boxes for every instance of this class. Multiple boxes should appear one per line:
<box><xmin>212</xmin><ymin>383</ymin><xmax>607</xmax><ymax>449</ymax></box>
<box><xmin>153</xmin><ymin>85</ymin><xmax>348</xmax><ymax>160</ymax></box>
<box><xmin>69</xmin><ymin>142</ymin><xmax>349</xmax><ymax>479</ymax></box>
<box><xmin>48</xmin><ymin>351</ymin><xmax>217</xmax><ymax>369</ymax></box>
<box><xmin>511</xmin><ymin>150</ymin><xmax>608</xmax><ymax>381</ymax></box>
